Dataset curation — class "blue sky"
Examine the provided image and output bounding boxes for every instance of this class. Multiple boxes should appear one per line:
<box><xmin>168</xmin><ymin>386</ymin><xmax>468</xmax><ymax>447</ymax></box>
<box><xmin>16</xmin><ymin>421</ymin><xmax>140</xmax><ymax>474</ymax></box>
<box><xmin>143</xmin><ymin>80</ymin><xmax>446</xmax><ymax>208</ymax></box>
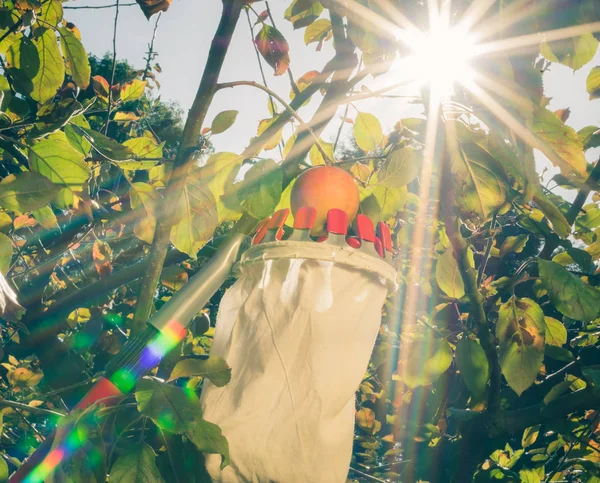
<box><xmin>68</xmin><ymin>0</ymin><xmax>600</xmax><ymax>183</ymax></box>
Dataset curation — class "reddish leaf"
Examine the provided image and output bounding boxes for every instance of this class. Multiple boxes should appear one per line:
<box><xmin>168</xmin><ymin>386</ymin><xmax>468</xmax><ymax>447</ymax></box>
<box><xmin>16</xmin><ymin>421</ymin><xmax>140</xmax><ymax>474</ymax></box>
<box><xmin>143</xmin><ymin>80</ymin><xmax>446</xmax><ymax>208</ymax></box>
<box><xmin>135</xmin><ymin>0</ymin><xmax>172</xmax><ymax>20</ymax></box>
<box><xmin>92</xmin><ymin>75</ymin><xmax>109</xmax><ymax>97</ymax></box>
<box><xmin>254</xmin><ymin>25</ymin><xmax>290</xmax><ymax>76</ymax></box>
<box><xmin>92</xmin><ymin>240</ymin><xmax>113</xmax><ymax>278</ymax></box>
<box><xmin>13</xmin><ymin>215</ymin><xmax>37</xmax><ymax>230</ymax></box>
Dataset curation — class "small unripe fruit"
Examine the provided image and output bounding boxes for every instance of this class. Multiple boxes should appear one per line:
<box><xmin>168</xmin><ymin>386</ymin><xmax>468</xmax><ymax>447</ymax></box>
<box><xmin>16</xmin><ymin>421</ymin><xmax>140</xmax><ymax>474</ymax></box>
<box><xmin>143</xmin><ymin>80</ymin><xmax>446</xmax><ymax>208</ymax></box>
<box><xmin>290</xmin><ymin>166</ymin><xmax>360</xmax><ymax>236</ymax></box>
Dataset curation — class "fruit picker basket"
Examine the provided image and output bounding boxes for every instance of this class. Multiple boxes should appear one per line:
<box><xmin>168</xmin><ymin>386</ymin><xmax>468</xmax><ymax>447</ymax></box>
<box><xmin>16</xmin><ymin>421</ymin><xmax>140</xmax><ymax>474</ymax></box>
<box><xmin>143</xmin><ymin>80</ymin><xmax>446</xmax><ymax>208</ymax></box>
<box><xmin>201</xmin><ymin>205</ymin><xmax>398</xmax><ymax>483</ymax></box>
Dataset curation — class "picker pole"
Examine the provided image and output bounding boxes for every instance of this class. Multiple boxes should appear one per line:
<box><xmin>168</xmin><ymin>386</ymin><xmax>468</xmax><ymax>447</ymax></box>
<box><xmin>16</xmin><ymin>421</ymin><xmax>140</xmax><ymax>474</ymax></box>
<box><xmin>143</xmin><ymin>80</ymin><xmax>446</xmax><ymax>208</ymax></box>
<box><xmin>9</xmin><ymin>233</ymin><xmax>249</xmax><ymax>483</ymax></box>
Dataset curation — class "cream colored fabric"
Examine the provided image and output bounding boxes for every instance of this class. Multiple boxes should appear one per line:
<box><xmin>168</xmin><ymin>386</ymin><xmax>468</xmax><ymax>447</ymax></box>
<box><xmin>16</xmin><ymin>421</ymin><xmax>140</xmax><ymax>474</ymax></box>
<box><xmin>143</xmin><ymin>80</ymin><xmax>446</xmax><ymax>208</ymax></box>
<box><xmin>201</xmin><ymin>242</ymin><xmax>396</xmax><ymax>482</ymax></box>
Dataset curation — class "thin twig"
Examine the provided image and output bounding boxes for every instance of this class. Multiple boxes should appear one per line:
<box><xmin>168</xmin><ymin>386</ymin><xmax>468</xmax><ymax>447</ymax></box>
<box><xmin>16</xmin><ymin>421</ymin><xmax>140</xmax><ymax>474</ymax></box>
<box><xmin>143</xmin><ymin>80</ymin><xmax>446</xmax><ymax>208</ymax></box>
<box><xmin>105</xmin><ymin>0</ymin><xmax>121</xmax><ymax>134</ymax></box>
<box><xmin>0</xmin><ymin>399</ymin><xmax>66</xmax><ymax>417</ymax></box>
<box><xmin>64</xmin><ymin>2</ymin><xmax>136</xmax><ymax>9</ymax></box>
<box><xmin>334</xmin><ymin>102</ymin><xmax>350</xmax><ymax>153</ymax></box>
<box><xmin>244</xmin><ymin>7</ymin><xmax>283</xmax><ymax>158</ymax></box>
<box><xmin>217</xmin><ymin>80</ymin><xmax>334</xmax><ymax>164</ymax></box>
<box><xmin>477</xmin><ymin>214</ymin><xmax>496</xmax><ymax>286</ymax></box>
<box><xmin>349</xmin><ymin>467</ymin><xmax>389</xmax><ymax>483</ymax></box>
<box><xmin>143</xmin><ymin>13</ymin><xmax>162</xmax><ymax>81</ymax></box>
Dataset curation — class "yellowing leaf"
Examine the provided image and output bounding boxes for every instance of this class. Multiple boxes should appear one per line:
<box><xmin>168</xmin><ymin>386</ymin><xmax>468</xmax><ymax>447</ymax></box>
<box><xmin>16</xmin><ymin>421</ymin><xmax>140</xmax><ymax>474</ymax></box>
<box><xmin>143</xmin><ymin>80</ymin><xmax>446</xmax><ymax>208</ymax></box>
<box><xmin>544</xmin><ymin>317</ymin><xmax>567</xmax><ymax>347</ymax></box>
<box><xmin>304</xmin><ymin>18</ymin><xmax>331</xmax><ymax>48</ymax></box>
<box><xmin>587</xmin><ymin>66</ymin><xmax>600</xmax><ymax>100</ymax></box>
<box><xmin>120</xmin><ymin>79</ymin><xmax>146</xmax><ymax>102</ymax></box>
<box><xmin>533</xmin><ymin>107</ymin><xmax>587</xmax><ymax>176</ymax></box>
<box><xmin>130</xmin><ymin>182</ymin><xmax>159</xmax><ymax>244</ymax></box>
<box><xmin>499</xmin><ymin>235</ymin><xmax>529</xmax><ymax>258</ymax></box>
<box><xmin>308</xmin><ymin>140</ymin><xmax>333</xmax><ymax>166</ymax></box>
<box><xmin>257</xmin><ymin>117</ymin><xmax>283</xmax><ymax>151</ymax></box>
<box><xmin>354</xmin><ymin>112</ymin><xmax>383</xmax><ymax>152</ymax></box>
<box><xmin>436</xmin><ymin>247</ymin><xmax>465</xmax><ymax>299</ymax></box>
<box><xmin>170</xmin><ymin>172</ymin><xmax>218</xmax><ymax>258</ymax></box>
<box><xmin>540</xmin><ymin>33</ymin><xmax>598</xmax><ymax>71</ymax></box>
<box><xmin>0</xmin><ymin>232</ymin><xmax>12</xmax><ymax>273</ymax></box>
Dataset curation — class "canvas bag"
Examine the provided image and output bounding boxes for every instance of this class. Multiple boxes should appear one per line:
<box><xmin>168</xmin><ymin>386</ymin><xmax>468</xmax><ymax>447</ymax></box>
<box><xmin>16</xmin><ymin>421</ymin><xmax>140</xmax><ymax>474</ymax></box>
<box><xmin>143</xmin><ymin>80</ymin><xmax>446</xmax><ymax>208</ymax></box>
<box><xmin>201</xmin><ymin>241</ymin><xmax>397</xmax><ymax>482</ymax></box>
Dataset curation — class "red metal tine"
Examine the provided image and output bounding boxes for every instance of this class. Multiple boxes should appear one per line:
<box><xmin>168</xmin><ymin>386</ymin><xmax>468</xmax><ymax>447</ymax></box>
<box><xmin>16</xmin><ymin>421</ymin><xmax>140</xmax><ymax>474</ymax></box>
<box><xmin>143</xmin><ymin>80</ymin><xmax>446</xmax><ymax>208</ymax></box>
<box><xmin>326</xmin><ymin>209</ymin><xmax>348</xmax><ymax>235</ymax></box>
<box><xmin>355</xmin><ymin>214</ymin><xmax>376</xmax><ymax>243</ymax></box>
<box><xmin>374</xmin><ymin>237</ymin><xmax>385</xmax><ymax>258</ymax></box>
<box><xmin>288</xmin><ymin>207</ymin><xmax>317</xmax><ymax>242</ymax></box>
<box><xmin>252</xmin><ymin>217</ymin><xmax>271</xmax><ymax>245</ymax></box>
<box><xmin>354</xmin><ymin>214</ymin><xmax>379</xmax><ymax>256</ymax></box>
<box><xmin>293</xmin><ymin>206</ymin><xmax>317</xmax><ymax>230</ymax></box>
<box><xmin>263</xmin><ymin>209</ymin><xmax>289</xmax><ymax>242</ymax></box>
<box><xmin>377</xmin><ymin>222</ymin><xmax>393</xmax><ymax>253</ymax></box>
<box><xmin>323</xmin><ymin>209</ymin><xmax>349</xmax><ymax>247</ymax></box>
<box><xmin>346</xmin><ymin>237</ymin><xmax>361</xmax><ymax>249</ymax></box>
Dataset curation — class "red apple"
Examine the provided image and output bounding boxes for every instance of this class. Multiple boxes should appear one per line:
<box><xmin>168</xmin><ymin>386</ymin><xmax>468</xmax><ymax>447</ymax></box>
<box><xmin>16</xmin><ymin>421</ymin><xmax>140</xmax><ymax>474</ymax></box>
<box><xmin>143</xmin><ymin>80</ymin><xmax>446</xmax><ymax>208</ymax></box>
<box><xmin>290</xmin><ymin>166</ymin><xmax>360</xmax><ymax>236</ymax></box>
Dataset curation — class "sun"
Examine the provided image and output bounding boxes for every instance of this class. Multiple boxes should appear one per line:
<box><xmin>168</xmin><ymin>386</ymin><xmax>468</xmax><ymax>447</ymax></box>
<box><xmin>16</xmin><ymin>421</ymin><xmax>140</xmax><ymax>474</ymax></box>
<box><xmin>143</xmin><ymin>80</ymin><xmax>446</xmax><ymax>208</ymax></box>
<box><xmin>394</xmin><ymin>18</ymin><xmax>478</xmax><ymax>98</ymax></box>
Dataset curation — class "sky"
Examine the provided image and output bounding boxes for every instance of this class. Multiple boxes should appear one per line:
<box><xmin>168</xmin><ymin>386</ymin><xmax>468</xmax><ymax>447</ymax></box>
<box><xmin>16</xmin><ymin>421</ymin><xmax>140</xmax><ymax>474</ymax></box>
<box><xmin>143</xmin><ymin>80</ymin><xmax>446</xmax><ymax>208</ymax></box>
<box><xmin>66</xmin><ymin>0</ymin><xmax>600</xmax><ymax>183</ymax></box>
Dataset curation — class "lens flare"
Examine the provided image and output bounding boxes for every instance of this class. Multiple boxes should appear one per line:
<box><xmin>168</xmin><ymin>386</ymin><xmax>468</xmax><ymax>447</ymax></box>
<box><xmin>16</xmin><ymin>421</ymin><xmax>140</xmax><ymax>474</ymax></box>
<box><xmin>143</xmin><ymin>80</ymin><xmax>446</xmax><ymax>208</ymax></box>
<box><xmin>395</xmin><ymin>19</ymin><xmax>477</xmax><ymax>97</ymax></box>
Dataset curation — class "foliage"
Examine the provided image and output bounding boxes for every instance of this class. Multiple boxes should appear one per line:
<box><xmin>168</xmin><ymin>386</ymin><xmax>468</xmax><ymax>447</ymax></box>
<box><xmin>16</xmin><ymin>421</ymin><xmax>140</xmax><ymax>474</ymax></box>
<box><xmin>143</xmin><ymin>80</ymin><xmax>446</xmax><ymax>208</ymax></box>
<box><xmin>0</xmin><ymin>0</ymin><xmax>599</xmax><ymax>482</ymax></box>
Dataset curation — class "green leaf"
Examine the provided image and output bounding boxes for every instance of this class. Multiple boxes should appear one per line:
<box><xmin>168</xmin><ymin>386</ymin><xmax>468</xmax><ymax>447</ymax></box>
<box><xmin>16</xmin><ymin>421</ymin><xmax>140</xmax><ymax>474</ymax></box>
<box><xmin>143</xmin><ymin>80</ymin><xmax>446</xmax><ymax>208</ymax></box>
<box><xmin>169</xmin><ymin>356</ymin><xmax>231</xmax><ymax>387</ymax></box>
<box><xmin>308</xmin><ymin>140</ymin><xmax>333</xmax><ymax>166</ymax></box>
<box><xmin>30</xmin><ymin>29</ymin><xmax>64</xmax><ymax>103</ymax></box>
<box><xmin>170</xmin><ymin>171</ymin><xmax>218</xmax><ymax>258</ymax></box>
<box><xmin>64</xmin><ymin>114</ymin><xmax>92</xmax><ymax>156</ymax></box>
<box><xmin>455</xmin><ymin>337</ymin><xmax>490</xmax><ymax>397</ymax></box>
<box><xmin>39</xmin><ymin>0</ymin><xmax>63</xmax><ymax>27</ymax></box>
<box><xmin>211</xmin><ymin>110</ymin><xmax>238</xmax><ymax>135</ymax></box>
<box><xmin>545</xmin><ymin>345</ymin><xmax>575</xmax><ymax>362</ymax></box>
<box><xmin>581</xmin><ymin>365</ymin><xmax>600</xmax><ymax>386</ymax></box>
<box><xmin>32</xmin><ymin>205</ymin><xmax>58</xmax><ymax>229</ymax></box>
<box><xmin>532</xmin><ymin>190</ymin><xmax>570</xmax><ymax>238</ymax></box>
<box><xmin>109</xmin><ymin>443</ymin><xmax>164</xmax><ymax>483</ymax></box>
<box><xmin>376</xmin><ymin>147</ymin><xmax>421</xmax><ymax>188</ymax></box>
<box><xmin>354</xmin><ymin>112</ymin><xmax>383</xmax><ymax>152</ymax></box>
<box><xmin>254</xmin><ymin>24</ymin><xmax>290</xmax><ymax>76</ymax></box>
<box><xmin>284</xmin><ymin>0</ymin><xmax>323</xmax><ymax>29</ymax></box>
<box><xmin>360</xmin><ymin>185</ymin><xmax>406</xmax><ymax>223</ymax></box>
<box><xmin>135</xmin><ymin>379</ymin><xmax>229</xmax><ymax>468</ymax></box>
<box><xmin>544</xmin><ymin>317</ymin><xmax>567</xmax><ymax>347</ymax></box>
<box><xmin>201</xmin><ymin>152</ymin><xmax>243</xmax><ymax>223</ymax></box>
<box><xmin>532</xmin><ymin>107</ymin><xmax>587</xmax><ymax>177</ymax></box>
<box><xmin>578</xmin><ymin>125</ymin><xmax>600</xmax><ymax>150</ymax></box>
<box><xmin>120</xmin><ymin>79</ymin><xmax>146</xmax><ymax>102</ymax></box>
<box><xmin>521</xmin><ymin>425</ymin><xmax>540</xmax><ymax>448</ymax></box>
<box><xmin>538</xmin><ymin>259</ymin><xmax>600</xmax><ymax>321</ymax></box>
<box><xmin>0</xmin><ymin>172</ymin><xmax>59</xmax><ymax>212</ymax></box>
<box><xmin>540</xmin><ymin>33</ymin><xmax>598</xmax><ymax>71</ymax></box>
<box><xmin>0</xmin><ymin>232</ymin><xmax>12</xmax><ymax>273</ymax></box>
<box><xmin>58</xmin><ymin>27</ymin><xmax>90</xmax><ymax>89</ymax></box>
<box><xmin>238</xmin><ymin>159</ymin><xmax>282</xmax><ymax>219</ymax></box>
<box><xmin>436</xmin><ymin>247</ymin><xmax>465</xmax><ymax>299</ymax></box>
<box><xmin>130</xmin><ymin>182</ymin><xmax>159</xmax><ymax>244</ymax></box>
<box><xmin>401</xmin><ymin>338</ymin><xmax>452</xmax><ymax>388</ymax></box>
<box><xmin>304</xmin><ymin>18</ymin><xmax>331</xmax><ymax>46</ymax></box>
<box><xmin>499</xmin><ymin>235</ymin><xmax>529</xmax><ymax>258</ymax></box>
<box><xmin>0</xmin><ymin>457</ymin><xmax>7</xmax><ymax>483</ymax></box>
<box><xmin>28</xmin><ymin>133</ymin><xmax>89</xmax><ymax>190</ymax></box>
<box><xmin>496</xmin><ymin>297</ymin><xmax>546</xmax><ymax>396</ymax></box>
<box><xmin>519</xmin><ymin>468</ymin><xmax>541</xmax><ymax>483</ymax></box>
<box><xmin>587</xmin><ymin>66</ymin><xmax>600</xmax><ymax>99</ymax></box>
<box><xmin>77</xmin><ymin>126</ymin><xmax>135</xmax><ymax>161</ymax></box>
<box><xmin>454</xmin><ymin>142</ymin><xmax>509</xmax><ymax>219</ymax></box>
